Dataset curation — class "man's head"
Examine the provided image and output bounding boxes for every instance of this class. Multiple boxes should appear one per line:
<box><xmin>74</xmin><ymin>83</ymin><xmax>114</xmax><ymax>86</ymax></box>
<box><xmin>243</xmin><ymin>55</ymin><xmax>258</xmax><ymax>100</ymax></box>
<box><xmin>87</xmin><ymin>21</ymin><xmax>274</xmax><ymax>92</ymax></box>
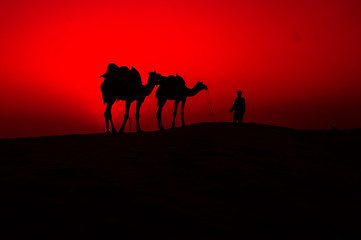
<box><xmin>237</xmin><ymin>91</ymin><xmax>242</xmax><ymax>97</ymax></box>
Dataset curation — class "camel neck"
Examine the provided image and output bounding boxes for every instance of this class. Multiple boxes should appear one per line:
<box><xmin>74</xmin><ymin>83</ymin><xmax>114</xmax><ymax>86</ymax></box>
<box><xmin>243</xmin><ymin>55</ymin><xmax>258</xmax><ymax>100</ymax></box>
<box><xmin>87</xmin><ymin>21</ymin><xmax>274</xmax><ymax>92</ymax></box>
<box><xmin>187</xmin><ymin>84</ymin><xmax>202</xmax><ymax>97</ymax></box>
<box><xmin>144</xmin><ymin>79</ymin><xmax>156</xmax><ymax>96</ymax></box>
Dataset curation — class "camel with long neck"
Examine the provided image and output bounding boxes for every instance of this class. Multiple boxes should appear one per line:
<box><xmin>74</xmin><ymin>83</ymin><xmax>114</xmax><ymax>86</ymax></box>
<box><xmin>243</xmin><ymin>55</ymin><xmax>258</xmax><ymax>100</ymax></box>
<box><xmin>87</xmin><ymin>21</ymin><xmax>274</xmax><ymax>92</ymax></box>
<box><xmin>155</xmin><ymin>77</ymin><xmax>208</xmax><ymax>130</ymax></box>
<box><xmin>101</xmin><ymin>64</ymin><xmax>160</xmax><ymax>133</ymax></box>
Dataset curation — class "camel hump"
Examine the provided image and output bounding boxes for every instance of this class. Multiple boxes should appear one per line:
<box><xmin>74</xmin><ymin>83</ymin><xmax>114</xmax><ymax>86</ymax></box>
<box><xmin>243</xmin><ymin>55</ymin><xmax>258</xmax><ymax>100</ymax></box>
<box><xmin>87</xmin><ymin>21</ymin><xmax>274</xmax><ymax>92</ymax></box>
<box><xmin>117</xmin><ymin>66</ymin><xmax>142</xmax><ymax>86</ymax></box>
<box><xmin>159</xmin><ymin>74</ymin><xmax>185</xmax><ymax>88</ymax></box>
<box><xmin>115</xmin><ymin>66</ymin><xmax>130</xmax><ymax>79</ymax></box>
<box><xmin>101</xmin><ymin>63</ymin><xmax>124</xmax><ymax>78</ymax></box>
<box><xmin>101</xmin><ymin>64</ymin><xmax>142</xmax><ymax>94</ymax></box>
<box><xmin>104</xmin><ymin>64</ymin><xmax>131</xmax><ymax>78</ymax></box>
<box><xmin>108</xmin><ymin>63</ymin><xmax>121</xmax><ymax>73</ymax></box>
<box><xmin>129</xmin><ymin>66</ymin><xmax>142</xmax><ymax>86</ymax></box>
<box><xmin>118</xmin><ymin>66</ymin><xmax>130</xmax><ymax>72</ymax></box>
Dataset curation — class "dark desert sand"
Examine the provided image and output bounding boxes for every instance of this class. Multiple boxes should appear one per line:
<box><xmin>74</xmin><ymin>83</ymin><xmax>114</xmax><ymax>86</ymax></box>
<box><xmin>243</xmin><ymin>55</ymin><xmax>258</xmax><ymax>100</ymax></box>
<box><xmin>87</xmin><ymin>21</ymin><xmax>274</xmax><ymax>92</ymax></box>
<box><xmin>1</xmin><ymin>122</ymin><xmax>360</xmax><ymax>239</ymax></box>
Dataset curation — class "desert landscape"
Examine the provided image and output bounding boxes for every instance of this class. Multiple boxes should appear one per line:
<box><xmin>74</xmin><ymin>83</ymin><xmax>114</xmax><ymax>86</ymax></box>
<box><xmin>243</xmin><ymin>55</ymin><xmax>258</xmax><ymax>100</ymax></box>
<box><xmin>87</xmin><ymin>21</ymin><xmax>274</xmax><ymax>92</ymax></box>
<box><xmin>2</xmin><ymin>0</ymin><xmax>361</xmax><ymax>239</ymax></box>
<box><xmin>1</xmin><ymin>122</ymin><xmax>360</xmax><ymax>239</ymax></box>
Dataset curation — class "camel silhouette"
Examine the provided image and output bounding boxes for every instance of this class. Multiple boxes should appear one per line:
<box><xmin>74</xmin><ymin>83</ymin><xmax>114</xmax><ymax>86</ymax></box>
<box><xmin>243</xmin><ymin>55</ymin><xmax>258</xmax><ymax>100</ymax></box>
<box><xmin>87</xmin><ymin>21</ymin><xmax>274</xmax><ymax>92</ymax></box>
<box><xmin>100</xmin><ymin>64</ymin><xmax>161</xmax><ymax>133</ymax></box>
<box><xmin>155</xmin><ymin>74</ymin><xmax>208</xmax><ymax>130</ymax></box>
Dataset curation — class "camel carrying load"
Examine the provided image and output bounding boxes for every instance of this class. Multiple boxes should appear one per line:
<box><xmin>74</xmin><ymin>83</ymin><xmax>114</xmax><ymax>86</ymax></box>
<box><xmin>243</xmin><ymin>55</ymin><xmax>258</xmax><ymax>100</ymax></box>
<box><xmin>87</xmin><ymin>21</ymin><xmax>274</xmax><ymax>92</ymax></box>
<box><xmin>159</xmin><ymin>74</ymin><xmax>186</xmax><ymax>88</ymax></box>
<box><xmin>100</xmin><ymin>63</ymin><xmax>161</xmax><ymax>133</ymax></box>
<box><xmin>155</xmin><ymin>72</ymin><xmax>208</xmax><ymax>130</ymax></box>
<box><xmin>100</xmin><ymin>63</ymin><xmax>142</xmax><ymax>103</ymax></box>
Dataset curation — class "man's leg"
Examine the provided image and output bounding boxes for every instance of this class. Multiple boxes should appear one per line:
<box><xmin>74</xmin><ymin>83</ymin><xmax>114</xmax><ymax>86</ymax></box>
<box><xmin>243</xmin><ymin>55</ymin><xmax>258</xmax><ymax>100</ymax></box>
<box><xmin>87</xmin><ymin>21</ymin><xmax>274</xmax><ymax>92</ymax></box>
<box><xmin>233</xmin><ymin>113</ymin><xmax>237</xmax><ymax>126</ymax></box>
<box><xmin>239</xmin><ymin>113</ymin><xmax>244</xmax><ymax>127</ymax></box>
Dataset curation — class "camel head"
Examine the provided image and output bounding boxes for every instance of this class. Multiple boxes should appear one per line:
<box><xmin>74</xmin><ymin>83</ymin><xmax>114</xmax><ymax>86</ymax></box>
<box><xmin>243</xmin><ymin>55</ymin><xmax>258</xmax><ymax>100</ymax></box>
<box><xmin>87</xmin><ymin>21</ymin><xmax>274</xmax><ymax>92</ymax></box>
<box><xmin>196</xmin><ymin>81</ymin><xmax>208</xmax><ymax>91</ymax></box>
<box><xmin>148</xmin><ymin>71</ymin><xmax>162</xmax><ymax>85</ymax></box>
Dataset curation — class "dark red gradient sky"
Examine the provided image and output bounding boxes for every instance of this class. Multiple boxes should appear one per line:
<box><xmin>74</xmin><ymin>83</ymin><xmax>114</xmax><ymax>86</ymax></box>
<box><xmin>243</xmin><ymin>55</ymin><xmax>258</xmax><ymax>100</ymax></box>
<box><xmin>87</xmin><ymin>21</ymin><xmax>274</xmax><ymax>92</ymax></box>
<box><xmin>1</xmin><ymin>0</ymin><xmax>361</xmax><ymax>138</ymax></box>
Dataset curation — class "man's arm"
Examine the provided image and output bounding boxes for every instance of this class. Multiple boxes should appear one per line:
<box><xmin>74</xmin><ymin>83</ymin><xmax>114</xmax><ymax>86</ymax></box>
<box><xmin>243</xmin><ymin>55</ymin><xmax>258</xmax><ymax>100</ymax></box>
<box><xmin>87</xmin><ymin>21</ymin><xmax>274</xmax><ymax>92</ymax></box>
<box><xmin>229</xmin><ymin>99</ymin><xmax>236</xmax><ymax>112</ymax></box>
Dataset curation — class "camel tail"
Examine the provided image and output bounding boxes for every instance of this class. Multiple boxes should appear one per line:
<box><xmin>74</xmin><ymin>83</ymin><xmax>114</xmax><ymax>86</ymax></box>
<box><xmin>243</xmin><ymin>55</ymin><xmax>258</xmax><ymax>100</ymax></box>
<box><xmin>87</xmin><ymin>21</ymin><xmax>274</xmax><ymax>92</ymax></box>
<box><xmin>100</xmin><ymin>82</ymin><xmax>108</xmax><ymax>104</ymax></box>
<box><xmin>101</xmin><ymin>91</ymin><xmax>106</xmax><ymax>105</ymax></box>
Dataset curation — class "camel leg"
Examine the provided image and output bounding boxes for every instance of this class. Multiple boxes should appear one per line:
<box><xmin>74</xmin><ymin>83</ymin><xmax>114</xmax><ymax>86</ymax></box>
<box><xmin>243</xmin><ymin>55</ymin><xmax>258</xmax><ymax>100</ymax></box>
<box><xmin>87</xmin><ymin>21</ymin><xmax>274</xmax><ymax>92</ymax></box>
<box><xmin>181</xmin><ymin>98</ymin><xmax>186</xmax><ymax>127</ymax></box>
<box><xmin>104</xmin><ymin>106</ymin><xmax>110</xmax><ymax>134</ymax></box>
<box><xmin>172</xmin><ymin>100</ymin><xmax>180</xmax><ymax>129</ymax></box>
<box><xmin>104</xmin><ymin>101</ymin><xmax>117</xmax><ymax>134</ymax></box>
<box><xmin>135</xmin><ymin>99</ymin><xmax>143</xmax><ymax>133</ymax></box>
<box><xmin>157</xmin><ymin>99</ymin><xmax>166</xmax><ymax>130</ymax></box>
<box><xmin>119</xmin><ymin>100</ymin><xmax>131</xmax><ymax>133</ymax></box>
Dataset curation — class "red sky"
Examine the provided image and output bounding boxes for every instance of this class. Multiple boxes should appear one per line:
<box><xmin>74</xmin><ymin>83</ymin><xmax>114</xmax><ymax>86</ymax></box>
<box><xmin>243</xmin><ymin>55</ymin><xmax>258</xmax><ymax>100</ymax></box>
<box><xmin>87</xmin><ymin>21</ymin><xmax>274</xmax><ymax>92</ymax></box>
<box><xmin>1</xmin><ymin>0</ymin><xmax>361</xmax><ymax>138</ymax></box>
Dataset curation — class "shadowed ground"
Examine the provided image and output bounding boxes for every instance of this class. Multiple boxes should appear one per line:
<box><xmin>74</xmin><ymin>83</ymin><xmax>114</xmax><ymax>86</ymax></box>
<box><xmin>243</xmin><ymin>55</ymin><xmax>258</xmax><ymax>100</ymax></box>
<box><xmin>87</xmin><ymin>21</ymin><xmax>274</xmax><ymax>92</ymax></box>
<box><xmin>1</xmin><ymin>122</ymin><xmax>360</xmax><ymax>239</ymax></box>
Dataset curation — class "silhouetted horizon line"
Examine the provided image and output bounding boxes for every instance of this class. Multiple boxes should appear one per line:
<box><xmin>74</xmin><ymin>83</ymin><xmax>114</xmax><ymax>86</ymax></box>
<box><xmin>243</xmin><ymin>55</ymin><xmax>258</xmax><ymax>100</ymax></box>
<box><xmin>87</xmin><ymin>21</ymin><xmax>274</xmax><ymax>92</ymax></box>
<box><xmin>1</xmin><ymin>122</ymin><xmax>359</xmax><ymax>141</ymax></box>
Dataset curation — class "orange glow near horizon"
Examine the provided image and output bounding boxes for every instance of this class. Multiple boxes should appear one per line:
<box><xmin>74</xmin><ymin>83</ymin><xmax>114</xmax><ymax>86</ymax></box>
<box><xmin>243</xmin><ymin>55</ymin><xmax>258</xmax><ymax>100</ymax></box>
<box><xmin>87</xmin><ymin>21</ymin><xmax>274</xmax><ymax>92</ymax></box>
<box><xmin>1</xmin><ymin>0</ymin><xmax>361</xmax><ymax>138</ymax></box>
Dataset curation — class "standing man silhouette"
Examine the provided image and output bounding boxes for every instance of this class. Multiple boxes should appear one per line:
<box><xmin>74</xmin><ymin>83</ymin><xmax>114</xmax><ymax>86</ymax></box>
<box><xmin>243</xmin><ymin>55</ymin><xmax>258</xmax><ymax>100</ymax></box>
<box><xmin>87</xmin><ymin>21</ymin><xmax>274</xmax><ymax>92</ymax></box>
<box><xmin>229</xmin><ymin>91</ymin><xmax>246</xmax><ymax>126</ymax></box>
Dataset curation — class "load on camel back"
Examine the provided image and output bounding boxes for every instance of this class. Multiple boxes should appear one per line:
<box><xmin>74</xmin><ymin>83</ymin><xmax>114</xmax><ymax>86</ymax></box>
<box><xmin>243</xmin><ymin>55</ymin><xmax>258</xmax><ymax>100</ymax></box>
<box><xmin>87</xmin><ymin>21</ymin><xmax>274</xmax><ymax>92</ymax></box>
<box><xmin>159</xmin><ymin>74</ymin><xmax>186</xmax><ymax>88</ymax></box>
<box><xmin>100</xmin><ymin>63</ymin><xmax>142</xmax><ymax>103</ymax></box>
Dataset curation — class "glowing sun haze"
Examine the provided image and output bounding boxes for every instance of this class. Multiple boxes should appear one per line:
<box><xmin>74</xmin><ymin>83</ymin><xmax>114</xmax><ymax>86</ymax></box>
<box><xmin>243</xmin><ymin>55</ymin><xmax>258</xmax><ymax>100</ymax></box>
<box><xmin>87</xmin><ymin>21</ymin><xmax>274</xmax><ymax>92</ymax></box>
<box><xmin>1</xmin><ymin>0</ymin><xmax>361</xmax><ymax>138</ymax></box>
